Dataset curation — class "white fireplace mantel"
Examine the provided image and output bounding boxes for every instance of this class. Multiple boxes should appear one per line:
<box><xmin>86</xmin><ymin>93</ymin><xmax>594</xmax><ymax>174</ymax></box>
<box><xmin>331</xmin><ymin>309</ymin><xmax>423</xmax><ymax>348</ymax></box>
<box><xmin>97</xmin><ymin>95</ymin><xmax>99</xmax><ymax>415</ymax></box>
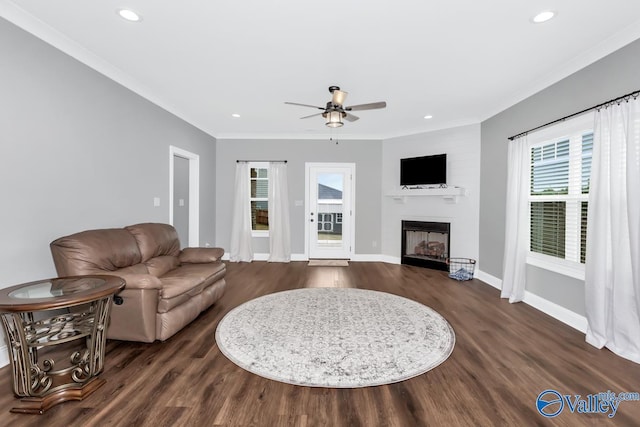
<box><xmin>385</xmin><ymin>186</ymin><xmax>467</xmax><ymax>204</ymax></box>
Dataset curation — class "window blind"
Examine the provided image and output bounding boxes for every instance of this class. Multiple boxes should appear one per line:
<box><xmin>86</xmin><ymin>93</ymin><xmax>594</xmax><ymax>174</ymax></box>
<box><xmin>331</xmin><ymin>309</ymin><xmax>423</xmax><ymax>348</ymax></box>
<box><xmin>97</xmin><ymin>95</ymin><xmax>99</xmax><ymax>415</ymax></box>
<box><xmin>529</xmin><ymin>131</ymin><xmax>592</xmax><ymax>264</ymax></box>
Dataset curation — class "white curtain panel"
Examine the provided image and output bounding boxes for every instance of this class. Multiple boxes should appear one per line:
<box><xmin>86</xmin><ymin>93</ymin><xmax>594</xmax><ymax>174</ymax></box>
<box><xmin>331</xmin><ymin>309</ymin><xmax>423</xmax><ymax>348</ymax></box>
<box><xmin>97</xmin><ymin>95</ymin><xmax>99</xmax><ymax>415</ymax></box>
<box><xmin>501</xmin><ymin>135</ymin><xmax>529</xmax><ymax>303</ymax></box>
<box><xmin>585</xmin><ymin>96</ymin><xmax>640</xmax><ymax>363</ymax></box>
<box><xmin>229</xmin><ymin>162</ymin><xmax>254</xmax><ymax>262</ymax></box>
<box><xmin>268</xmin><ymin>162</ymin><xmax>291</xmax><ymax>262</ymax></box>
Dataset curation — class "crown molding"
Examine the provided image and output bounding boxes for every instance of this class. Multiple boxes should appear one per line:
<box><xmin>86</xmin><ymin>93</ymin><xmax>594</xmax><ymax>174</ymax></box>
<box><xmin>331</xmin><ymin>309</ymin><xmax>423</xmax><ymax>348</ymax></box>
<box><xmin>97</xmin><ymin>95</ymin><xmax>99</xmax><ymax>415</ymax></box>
<box><xmin>480</xmin><ymin>18</ymin><xmax>640</xmax><ymax>122</ymax></box>
<box><xmin>0</xmin><ymin>0</ymin><xmax>215</xmax><ymax>137</ymax></box>
<box><xmin>3</xmin><ymin>1</ymin><xmax>639</xmax><ymax>139</ymax></box>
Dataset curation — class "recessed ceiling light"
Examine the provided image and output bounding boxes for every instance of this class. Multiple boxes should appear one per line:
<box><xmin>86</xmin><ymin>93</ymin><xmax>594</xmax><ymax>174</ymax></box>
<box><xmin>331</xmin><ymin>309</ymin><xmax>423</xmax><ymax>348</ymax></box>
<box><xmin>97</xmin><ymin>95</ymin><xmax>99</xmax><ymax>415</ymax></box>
<box><xmin>424</xmin><ymin>115</ymin><xmax>433</xmax><ymax>119</ymax></box>
<box><xmin>231</xmin><ymin>113</ymin><xmax>241</xmax><ymax>118</ymax></box>
<box><xmin>117</xmin><ymin>9</ymin><xmax>142</xmax><ymax>22</ymax></box>
<box><xmin>532</xmin><ymin>10</ymin><xmax>555</xmax><ymax>24</ymax></box>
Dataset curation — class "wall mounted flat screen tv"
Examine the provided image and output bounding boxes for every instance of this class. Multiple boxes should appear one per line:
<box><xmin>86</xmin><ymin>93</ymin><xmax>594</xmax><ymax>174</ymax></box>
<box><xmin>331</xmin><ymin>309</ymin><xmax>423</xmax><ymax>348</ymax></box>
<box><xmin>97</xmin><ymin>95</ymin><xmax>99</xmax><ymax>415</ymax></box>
<box><xmin>400</xmin><ymin>154</ymin><xmax>447</xmax><ymax>186</ymax></box>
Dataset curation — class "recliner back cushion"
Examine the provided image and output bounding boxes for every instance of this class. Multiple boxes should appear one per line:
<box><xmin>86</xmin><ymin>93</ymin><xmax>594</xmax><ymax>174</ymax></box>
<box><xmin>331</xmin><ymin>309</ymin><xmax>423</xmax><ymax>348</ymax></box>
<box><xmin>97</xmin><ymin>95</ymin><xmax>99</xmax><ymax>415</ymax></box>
<box><xmin>50</xmin><ymin>228</ymin><xmax>142</xmax><ymax>276</ymax></box>
<box><xmin>126</xmin><ymin>223</ymin><xmax>181</xmax><ymax>262</ymax></box>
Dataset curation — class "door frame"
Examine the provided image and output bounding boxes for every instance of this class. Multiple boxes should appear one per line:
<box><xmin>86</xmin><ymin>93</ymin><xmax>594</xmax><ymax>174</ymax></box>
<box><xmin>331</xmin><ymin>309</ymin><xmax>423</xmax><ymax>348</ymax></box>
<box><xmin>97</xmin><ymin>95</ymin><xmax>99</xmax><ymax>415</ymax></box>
<box><xmin>305</xmin><ymin>162</ymin><xmax>356</xmax><ymax>259</ymax></box>
<box><xmin>169</xmin><ymin>146</ymin><xmax>200</xmax><ymax>246</ymax></box>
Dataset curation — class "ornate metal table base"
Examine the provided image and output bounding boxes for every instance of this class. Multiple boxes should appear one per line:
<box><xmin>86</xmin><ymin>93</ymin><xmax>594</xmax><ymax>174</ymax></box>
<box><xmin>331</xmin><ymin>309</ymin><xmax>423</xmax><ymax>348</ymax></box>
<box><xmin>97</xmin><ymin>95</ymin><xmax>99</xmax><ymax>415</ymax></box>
<box><xmin>10</xmin><ymin>377</ymin><xmax>105</xmax><ymax>414</ymax></box>
<box><xmin>0</xmin><ymin>276</ymin><xmax>124</xmax><ymax>414</ymax></box>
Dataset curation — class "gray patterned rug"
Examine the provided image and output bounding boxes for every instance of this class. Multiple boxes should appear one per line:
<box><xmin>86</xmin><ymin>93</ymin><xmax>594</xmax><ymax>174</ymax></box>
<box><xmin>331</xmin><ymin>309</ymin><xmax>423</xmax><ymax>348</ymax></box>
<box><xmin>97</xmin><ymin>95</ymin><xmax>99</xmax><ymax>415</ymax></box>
<box><xmin>215</xmin><ymin>288</ymin><xmax>455</xmax><ymax>388</ymax></box>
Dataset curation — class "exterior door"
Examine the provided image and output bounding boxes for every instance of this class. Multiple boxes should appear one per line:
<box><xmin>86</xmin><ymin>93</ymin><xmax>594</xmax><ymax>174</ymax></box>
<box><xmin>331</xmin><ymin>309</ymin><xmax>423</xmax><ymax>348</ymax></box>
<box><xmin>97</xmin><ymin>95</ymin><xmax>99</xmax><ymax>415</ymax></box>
<box><xmin>307</xmin><ymin>163</ymin><xmax>355</xmax><ymax>259</ymax></box>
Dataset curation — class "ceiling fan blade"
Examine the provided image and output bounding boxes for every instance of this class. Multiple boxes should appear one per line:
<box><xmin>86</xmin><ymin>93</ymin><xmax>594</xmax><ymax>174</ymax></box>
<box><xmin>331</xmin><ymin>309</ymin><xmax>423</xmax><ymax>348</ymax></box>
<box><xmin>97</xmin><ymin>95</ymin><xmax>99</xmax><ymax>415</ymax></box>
<box><xmin>300</xmin><ymin>112</ymin><xmax>324</xmax><ymax>119</ymax></box>
<box><xmin>331</xmin><ymin>90</ymin><xmax>348</xmax><ymax>106</ymax></box>
<box><xmin>345</xmin><ymin>101</ymin><xmax>387</xmax><ymax>111</ymax></box>
<box><xmin>285</xmin><ymin>102</ymin><xmax>324</xmax><ymax>110</ymax></box>
<box><xmin>344</xmin><ymin>113</ymin><xmax>360</xmax><ymax>122</ymax></box>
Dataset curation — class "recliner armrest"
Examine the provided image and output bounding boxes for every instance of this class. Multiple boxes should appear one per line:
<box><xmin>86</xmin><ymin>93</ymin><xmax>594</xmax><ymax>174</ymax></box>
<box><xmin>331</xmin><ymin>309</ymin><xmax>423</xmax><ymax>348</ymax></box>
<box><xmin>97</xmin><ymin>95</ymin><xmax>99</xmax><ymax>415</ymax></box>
<box><xmin>116</xmin><ymin>273</ymin><xmax>163</xmax><ymax>290</ymax></box>
<box><xmin>179</xmin><ymin>247</ymin><xmax>224</xmax><ymax>264</ymax></box>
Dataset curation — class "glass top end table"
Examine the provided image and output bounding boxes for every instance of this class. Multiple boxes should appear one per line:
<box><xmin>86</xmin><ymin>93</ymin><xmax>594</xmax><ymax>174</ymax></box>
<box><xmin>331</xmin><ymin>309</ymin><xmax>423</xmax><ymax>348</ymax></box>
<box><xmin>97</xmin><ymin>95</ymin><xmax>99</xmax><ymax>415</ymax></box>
<box><xmin>0</xmin><ymin>275</ymin><xmax>125</xmax><ymax>414</ymax></box>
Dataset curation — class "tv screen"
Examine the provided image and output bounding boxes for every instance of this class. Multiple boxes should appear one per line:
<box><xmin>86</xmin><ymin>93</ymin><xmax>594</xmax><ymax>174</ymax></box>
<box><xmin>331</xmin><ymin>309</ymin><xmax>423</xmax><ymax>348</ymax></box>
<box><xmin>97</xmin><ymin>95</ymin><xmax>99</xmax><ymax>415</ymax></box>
<box><xmin>400</xmin><ymin>154</ymin><xmax>447</xmax><ymax>186</ymax></box>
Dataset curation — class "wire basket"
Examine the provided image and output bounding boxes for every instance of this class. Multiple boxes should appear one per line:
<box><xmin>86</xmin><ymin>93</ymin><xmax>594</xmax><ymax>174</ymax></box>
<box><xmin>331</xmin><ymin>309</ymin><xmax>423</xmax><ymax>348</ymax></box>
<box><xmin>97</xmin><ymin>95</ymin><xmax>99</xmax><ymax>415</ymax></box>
<box><xmin>447</xmin><ymin>258</ymin><xmax>476</xmax><ymax>281</ymax></box>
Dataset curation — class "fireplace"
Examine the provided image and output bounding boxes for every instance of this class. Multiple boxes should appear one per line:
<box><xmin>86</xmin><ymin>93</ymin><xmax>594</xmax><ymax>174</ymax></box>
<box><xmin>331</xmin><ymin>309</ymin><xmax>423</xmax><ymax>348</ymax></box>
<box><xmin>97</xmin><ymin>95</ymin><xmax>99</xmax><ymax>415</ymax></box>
<box><xmin>401</xmin><ymin>220</ymin><xmax>450</xmax><ymax>271</ymax></box>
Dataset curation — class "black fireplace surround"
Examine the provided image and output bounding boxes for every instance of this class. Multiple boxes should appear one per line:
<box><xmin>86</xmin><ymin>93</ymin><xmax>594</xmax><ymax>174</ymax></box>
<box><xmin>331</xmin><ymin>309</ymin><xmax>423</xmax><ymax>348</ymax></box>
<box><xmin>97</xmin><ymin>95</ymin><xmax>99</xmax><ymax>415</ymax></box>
<box><xmin>401</xmin><ymin>220</ymin><xmax>450</xmax><ymax>271</ymax></box>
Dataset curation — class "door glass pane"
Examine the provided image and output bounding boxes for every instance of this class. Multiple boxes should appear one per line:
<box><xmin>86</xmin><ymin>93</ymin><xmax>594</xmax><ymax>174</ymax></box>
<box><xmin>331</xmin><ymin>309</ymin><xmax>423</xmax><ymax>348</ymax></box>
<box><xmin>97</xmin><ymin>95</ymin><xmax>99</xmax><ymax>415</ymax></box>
<box><xmin>316</xmin><ymin>173</ymin><xmax>343</xmax><ymax>248</ymax></box>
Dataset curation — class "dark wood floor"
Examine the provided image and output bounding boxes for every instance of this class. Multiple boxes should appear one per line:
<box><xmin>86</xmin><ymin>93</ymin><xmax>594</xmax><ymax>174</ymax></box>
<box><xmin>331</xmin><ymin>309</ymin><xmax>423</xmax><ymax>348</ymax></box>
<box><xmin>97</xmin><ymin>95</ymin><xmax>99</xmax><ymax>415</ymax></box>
<box><xmin>1</xmin><ymin>262</ymin><xmax>639</xmax><ymax>426</ymax></box>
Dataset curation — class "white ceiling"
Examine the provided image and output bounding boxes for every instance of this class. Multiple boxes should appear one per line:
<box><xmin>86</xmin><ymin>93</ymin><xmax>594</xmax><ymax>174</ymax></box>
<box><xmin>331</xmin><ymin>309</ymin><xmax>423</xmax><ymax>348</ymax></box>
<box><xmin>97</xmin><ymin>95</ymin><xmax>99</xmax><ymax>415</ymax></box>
<box><xmin>2</xmin><ymin>1</ymin><xmax>640</xmax><ymax>140</ymax></box>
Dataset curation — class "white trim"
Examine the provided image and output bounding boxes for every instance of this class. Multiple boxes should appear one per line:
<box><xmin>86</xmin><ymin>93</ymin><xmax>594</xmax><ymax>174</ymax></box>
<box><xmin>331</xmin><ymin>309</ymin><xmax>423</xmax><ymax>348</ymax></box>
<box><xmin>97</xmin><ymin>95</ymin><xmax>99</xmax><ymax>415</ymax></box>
<box><xmin>475</xmin><ymin>268</ymin><xmax>587</xmax><ymax>333</ymax></box>
<box><xmin>351</xmin><ymin>254</ymin><xmax>386</xmax><ymax>262</ymax></box>
<box><xmin>248</xmin><ymin>162</ymin><xmax>270</xmax><ymax>237</ymax></box>
<box><xmin>212</xmin><ymin>258</ymin><xmax>589</xmax><ymax>335</ymax></box>
<box><xmin>526</xmin><ymin>253</ymin><xmax>585</xmax><ymax>280</ymax></box>
<box><xmin>479</xmin><ymin>17</ymin><xmax>640</xmax><ymax>122</ymax></box>
<box><xmin>0</xmin><ymin>344</ymin><xmax>9</xmax><ymax>368</ymax></box>
<box><xmin>305</xmin><ymin>163</ymin><xmax>356</xmax><ymax>260</ymax></box>
<box><xmin>2</xmin><ymin>2</ymin><xmax>637</xmax><ymax>142</ymax></box>
<box><xmin>222</xmin><ymin>253</ymin><xmax>394</xmax><ymax>263</ymax></box>
<box><xmin>222</xmin><ymin>252</ymin><xmax>307</xmax><ymax>262</ymax></box>
<box><xmin>169</xmin><ymin>146</ymin><xmax>200</xmax><ymax>247</ymax></box>
<box><xmin>523</xmin><ymin>291</ymin><xmax>588</xmax><ymax>333</ymax></box>
<box><xmin>475</xmin><ymin>269</ymin><xmax>502</xmax><ymax>290</ymax></box>
<box><xmin>0</xmin><ymin>2</ymin><xmax>214</xmax><ymax>137</ymax></box>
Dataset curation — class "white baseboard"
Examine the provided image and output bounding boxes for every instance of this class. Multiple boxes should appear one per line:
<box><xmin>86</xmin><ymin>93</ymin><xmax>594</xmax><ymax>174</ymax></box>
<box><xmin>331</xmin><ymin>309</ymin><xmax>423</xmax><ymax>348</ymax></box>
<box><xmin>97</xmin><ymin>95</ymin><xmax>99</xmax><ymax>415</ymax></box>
<box><xmin>475</xmin><ymin>269</ymin><xmax>502</xmax><ymax>290</ymax></box>
<box><xmin>218</xmin><ymin>258</ymin><xmax>588</xmax><ymax>334</ymax></box>
<box><xmin>379</xmin><ymin>255</ymin><xmax>401</xmax><ymax>265</ymax></box>
<box><xmin>523</xmin><ymin>291</ymin><xmax>588</xmax><ymax>333</ymax></box>
<box><xmin>222</xmin><ymin>253</ymin><xmax>390</xmax><ymax>263</ymax></box>
<box><xmin>222</xmin><ymin>253</ymin><xmax>308</xmax><ymax>262</ymax></box>
<box><xmin>475</xmin><ymin>269</ymin><xmax>587</xmax><ymax>333</ymax></box>
<box><xmin>351</xmin><ymin>254</ymin><xmax>386</xmax><ymax>262</ymax></box>
<box><xmin>0</xmin><ymin>344</ymin><xmax>9</xmax><ymax>369</ymax></box>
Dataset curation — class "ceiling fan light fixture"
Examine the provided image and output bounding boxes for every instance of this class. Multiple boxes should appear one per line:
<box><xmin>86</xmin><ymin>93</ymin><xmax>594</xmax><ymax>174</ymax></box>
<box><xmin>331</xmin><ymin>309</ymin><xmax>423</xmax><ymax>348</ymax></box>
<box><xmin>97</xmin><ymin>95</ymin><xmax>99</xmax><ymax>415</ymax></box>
<box><xmin>325</xmin><ymin>110</ymin><xmax>344</xmax><ymax>128</ymax></box>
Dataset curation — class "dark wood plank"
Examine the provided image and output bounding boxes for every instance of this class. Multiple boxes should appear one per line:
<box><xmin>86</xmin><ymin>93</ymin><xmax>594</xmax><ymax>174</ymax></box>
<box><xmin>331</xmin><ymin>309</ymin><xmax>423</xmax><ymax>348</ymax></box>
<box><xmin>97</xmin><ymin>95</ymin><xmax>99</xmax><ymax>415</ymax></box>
<box><xmin>0</xmin><ymin>261</ymin><xmax>638</xmax><ymax>426</ymax></box>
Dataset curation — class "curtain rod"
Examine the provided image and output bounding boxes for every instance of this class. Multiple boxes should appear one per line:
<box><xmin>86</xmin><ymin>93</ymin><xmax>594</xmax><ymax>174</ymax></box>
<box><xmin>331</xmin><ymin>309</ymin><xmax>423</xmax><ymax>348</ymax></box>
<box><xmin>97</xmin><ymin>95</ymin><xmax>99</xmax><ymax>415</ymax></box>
<box><xmin>508</xmin><ymin>89</ymin><xmax>640</xmax><ymax>141</ymax></box>
<box><xmin>236</xmin><ymin>160</ymin><xmax>287</xmax><ymax>163</ymax></box>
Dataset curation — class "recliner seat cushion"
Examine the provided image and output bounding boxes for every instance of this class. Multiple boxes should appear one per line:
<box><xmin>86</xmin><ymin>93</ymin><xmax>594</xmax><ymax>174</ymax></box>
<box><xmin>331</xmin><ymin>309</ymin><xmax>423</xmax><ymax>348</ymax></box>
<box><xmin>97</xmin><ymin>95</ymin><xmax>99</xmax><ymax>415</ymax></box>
<box><xmin>156</xmin><ymin>263</ymin><xmax>226</xmax><ymax>313</ymax></box>
<box><xmin>161</xmin><ymin>263</ymin><xmax>226</xmax><ymax>290</ymax></box>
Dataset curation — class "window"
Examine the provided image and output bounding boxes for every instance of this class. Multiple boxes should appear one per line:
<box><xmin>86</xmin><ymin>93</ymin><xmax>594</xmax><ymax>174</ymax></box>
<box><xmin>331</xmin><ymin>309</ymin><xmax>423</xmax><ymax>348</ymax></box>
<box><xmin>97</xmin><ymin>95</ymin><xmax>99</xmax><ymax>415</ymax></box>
<box><xmin>250</xmin><ymin>163</ymin><xmax>268</xmax><ymax>235</ymax></box>
<box><xmin>335</xmin><ymin>213</ymin><xmax>343</xmax><ymax>224</ymax></box>
<box><xmin>318</xmin><ymin>213</ymin><xmax>333</xmax><ymax>232</ymax></box>
<box><xmin>527</xmin><ymin>115</ymin><xmax>593</xmax><ymax>278</ymax></box>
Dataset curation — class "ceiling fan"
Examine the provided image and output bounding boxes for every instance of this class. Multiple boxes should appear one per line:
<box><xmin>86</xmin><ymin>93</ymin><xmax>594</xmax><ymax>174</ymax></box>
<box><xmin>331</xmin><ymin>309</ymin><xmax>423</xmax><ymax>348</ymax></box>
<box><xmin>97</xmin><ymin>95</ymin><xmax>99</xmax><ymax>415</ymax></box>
<box><xmin>285</xmin><ymin>86</ymin><xmax>387</xmax><ymax>128</ymax></box>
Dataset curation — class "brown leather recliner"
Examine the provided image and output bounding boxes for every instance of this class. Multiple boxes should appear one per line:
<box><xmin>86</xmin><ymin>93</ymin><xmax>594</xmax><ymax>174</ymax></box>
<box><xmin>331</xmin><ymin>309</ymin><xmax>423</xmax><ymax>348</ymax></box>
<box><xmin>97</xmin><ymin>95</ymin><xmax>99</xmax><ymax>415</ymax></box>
<box><xmin>50</xmin><ymin>223</ymin><xmax>226</xmax><ymax>342</ymax></box>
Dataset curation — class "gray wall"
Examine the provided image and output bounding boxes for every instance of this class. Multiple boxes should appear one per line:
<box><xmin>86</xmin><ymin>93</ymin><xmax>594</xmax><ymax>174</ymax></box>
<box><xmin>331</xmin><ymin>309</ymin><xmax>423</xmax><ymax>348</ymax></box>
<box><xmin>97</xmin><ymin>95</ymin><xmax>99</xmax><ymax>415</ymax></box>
<box><xmin>215</xmin><ymin>139</ymin><xmax>382</xmax><ymax>256</ymax></box>
<box><xmin>480</xmin><ymin>38</ymin><xmax>640</xmax><ymax>314</ymax></box>
<box><xmin>0</xmin><ymin>17</ymin><xmax>217</xmax><ymax>289</ymax></box>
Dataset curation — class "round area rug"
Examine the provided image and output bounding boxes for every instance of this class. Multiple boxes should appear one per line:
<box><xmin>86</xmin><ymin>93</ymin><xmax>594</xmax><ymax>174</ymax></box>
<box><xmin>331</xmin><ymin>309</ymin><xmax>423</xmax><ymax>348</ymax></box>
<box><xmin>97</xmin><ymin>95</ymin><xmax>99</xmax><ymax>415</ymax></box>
<box><xmin>215</xmin><ymin>288</ymin><xmax>455</xmax><ymax>388</ymax></box>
